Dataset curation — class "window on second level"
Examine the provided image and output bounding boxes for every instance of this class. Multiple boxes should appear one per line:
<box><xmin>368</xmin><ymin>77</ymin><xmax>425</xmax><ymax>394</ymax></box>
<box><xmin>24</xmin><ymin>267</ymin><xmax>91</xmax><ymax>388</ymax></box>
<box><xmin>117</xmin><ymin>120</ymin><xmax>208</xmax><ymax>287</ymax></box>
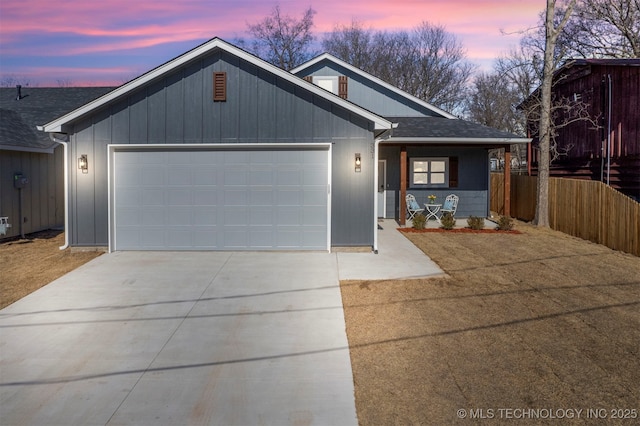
<box><xmin>306</xmin><ymin>75</ymin><xmax>348</xmax><ymax>99</ymax></box>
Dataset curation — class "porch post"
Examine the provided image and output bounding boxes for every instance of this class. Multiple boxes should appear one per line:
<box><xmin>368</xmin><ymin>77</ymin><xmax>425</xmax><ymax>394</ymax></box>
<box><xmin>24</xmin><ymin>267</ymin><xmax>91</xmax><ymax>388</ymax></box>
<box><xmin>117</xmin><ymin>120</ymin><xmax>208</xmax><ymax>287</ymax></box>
<box><xmin>400</xmin><ymin>146</ymin><xmax>407</xmax><ymax>225</ymax></box>
<box><xmin>504</xmin><ymin>146</ymin><xmax>511</xmax><ymax>217</ymax></box>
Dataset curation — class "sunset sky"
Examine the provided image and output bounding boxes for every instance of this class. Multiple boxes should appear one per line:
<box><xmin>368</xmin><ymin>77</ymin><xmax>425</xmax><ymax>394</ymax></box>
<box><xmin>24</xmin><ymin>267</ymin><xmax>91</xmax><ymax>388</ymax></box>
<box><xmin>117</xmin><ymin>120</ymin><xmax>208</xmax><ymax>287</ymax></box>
<box><xmin>0</xmin><ymin>0</ymin><xmax>543</xmax><ymax>87</ymax></box>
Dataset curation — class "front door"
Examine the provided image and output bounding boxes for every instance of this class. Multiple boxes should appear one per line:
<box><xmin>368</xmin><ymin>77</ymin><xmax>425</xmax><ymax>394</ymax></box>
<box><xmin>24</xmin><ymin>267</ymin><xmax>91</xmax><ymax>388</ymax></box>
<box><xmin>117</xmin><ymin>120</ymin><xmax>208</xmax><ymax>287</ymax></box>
<box><xmin>377</xmin><ymin>160</ymin><xmax>386</xmax><ymax>218</ymax></box>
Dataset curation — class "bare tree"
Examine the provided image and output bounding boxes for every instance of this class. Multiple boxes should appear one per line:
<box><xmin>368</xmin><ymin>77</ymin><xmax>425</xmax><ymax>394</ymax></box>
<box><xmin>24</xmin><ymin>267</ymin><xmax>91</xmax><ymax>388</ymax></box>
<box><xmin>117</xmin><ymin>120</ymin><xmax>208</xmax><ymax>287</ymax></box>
<box><xmin>56</xmin><ymin>79</ymin><xmax>74</xmax><ymax>87</ymax></box>
<box><xmin>562</xmin><ymin>0</ymin><xmax>640</xmax><ymax>58</ymax></box>
<box><xmin>0</xmin><ymin>75</ymin><xmax>33</xmax><ymax>88</ymax></box>
<box><xmin>322</xmin><ymin>21</ymin><xmax>474</xmax><ymax>114</ymax></box>
<box><xmin>244</xmin><ymin>5</ymin><xmax>316</xmax><ymax>70</ymax></box>
<box><xmin>405</xmin><ymin>23</ymin><xmax>476</xmax><ymax>113</ymax></box>
<box><xmin>535</xmin><ymin>0</ymin><xmax>577</xmax><ymax>227</ymax></box>
<box><xmin>467</xmin><ymin>72</ymin><xmax>523</xmax><ymax>134</ymax></box>
<box><xmin>467</xmin><ymin>71</ymin><xmax>528</xmax><ymax>169</ymax></box>
<box><xmin>322</xmin><ymin>20</ymin><xmax>376</xmax><ymax>71</ymax></box>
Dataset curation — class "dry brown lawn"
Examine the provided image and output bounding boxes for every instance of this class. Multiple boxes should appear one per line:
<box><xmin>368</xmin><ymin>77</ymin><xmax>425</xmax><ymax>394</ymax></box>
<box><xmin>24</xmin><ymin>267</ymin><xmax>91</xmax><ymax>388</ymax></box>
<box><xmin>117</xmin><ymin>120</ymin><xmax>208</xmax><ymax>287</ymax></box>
<box><xmin>0</xmin><ymin>230</ymin><xmax>102</xmax><ymax>309</ymax></box>
<box><xmin>341</xmin><ymin>222</ymin><xmax>640</xmax><ymax>425</ymax></box>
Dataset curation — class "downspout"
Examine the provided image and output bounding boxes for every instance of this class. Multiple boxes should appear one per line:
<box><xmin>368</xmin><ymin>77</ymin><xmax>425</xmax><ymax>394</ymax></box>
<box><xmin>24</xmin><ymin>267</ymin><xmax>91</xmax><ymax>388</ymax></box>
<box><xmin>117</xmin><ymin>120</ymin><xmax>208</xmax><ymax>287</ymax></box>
<box><xmin>373</xmin><ymin>126</ymin><xmax>395</xmax><ymax>254</ymax></box>
<box><xmin>48</xmin><ymin>133</ymin><xmax>70</xmax><ymax>250</ymax></box>
<box><xmin>606</xmin><ymin>74</ymin><xmax>612</xmax><ymax>186</ymax></box>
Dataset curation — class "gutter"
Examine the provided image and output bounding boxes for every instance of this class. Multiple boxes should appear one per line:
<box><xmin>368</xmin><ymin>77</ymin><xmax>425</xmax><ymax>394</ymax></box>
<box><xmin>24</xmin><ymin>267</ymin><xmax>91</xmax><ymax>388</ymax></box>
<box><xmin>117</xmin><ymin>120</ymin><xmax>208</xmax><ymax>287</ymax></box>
<box><xmin>385</xmin><ymin>137</ymin><xmax>532</xmax><ymax>144</ymax></box>
<box><xmin>46</xmin><ymin>132</ymin><xmax>70</xmax><ymax>250</ymax></box>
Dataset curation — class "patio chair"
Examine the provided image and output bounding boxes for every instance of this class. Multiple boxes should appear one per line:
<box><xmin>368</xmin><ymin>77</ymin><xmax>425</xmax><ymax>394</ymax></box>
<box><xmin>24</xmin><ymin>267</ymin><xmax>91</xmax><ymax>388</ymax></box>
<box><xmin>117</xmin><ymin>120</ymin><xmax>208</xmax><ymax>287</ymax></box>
<box><xmin>440</xmin><ymin>194</ymin><xmax>459</xmax><ymax>218</ymax></box>
<box><xmin>405</xmin><ymin>193</ymin><xmax>425</xmax><ymax>220</ymax></box>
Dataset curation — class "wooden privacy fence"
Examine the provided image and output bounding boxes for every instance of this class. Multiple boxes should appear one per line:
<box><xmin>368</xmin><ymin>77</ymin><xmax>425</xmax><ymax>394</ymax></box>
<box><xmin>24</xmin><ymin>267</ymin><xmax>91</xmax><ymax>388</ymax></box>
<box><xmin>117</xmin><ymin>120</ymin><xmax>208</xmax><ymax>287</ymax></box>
<box><xmin>491</xmin><ymin>173</ymin><xmax>640</xmax><ymax>257</ymax></box>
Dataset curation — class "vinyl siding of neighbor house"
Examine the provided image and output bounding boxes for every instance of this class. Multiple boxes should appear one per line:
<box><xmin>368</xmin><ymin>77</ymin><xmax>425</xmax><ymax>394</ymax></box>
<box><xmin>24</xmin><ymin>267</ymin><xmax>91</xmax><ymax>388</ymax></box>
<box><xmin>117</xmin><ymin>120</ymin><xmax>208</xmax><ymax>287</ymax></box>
<box><xmin>67</xmin><ymin>49</ymin><xmax>376</xmax><ymax>248</ymax></box>
<box><xmin>379</xmin><ymin>145</ymin><xmax>490</xmax><ymax>218</ymax></box>
<box><xmin>297</xmin><ymin>61</ymin><xmax>443</xmax><ymax>118</ymax></box>
<box><xmin>0</xmin><ymin>148</ymin><xmax>65</xmax><ymax>238</ymax></box>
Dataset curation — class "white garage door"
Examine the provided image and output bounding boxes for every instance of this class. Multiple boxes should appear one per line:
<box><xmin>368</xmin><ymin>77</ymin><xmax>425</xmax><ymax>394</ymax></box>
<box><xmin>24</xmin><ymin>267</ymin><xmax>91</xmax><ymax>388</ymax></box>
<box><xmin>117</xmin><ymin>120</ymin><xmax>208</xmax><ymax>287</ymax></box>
<box><xmin>111</xmin><ymin>146</ymin><xmax>329</xmax><ymax>251</ymax></box>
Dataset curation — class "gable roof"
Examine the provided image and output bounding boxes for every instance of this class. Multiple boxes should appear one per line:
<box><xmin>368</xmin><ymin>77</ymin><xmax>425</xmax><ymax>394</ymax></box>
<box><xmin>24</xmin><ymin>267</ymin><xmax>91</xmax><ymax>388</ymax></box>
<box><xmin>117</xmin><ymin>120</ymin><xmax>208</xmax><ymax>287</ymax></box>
<box><xmin>385</xmin><ymin>117</ymin><xmax>530</xmax><ymax>144</ymax></box>
<box><xmin>291</xmin><ymin>53</ymin><xmax>457</xmax><ymax>119</ymax></box>
<box><xmin>39</xmin><ymin>38</ymin><xmax>392</xmax><ymax>134</ymax></box>
<box><xmin>1</xmin><ymin>87</ymin><xmax>114</xmax><ymax>153</ymax></box>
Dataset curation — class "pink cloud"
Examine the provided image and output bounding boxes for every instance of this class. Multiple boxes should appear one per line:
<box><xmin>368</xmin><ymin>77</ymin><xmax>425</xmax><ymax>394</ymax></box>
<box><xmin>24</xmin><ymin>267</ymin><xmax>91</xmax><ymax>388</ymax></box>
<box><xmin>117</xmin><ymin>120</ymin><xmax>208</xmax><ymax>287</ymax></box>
<box><xmin>0</xmin><ymin>0</ymin><xmax>544</xmax><ymax>84</ymax></box>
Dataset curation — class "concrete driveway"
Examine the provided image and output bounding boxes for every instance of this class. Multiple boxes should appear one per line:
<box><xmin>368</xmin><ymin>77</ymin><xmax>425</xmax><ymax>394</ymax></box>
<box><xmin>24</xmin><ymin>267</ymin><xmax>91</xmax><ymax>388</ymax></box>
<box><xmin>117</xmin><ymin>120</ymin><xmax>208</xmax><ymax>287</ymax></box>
<box><xmin>1</xmin><ymin>222</ymin><xmax>443</xmax><ymax>425</ymax></box>
<box><xmin>1</xmin><ymin>252</ymin><xmax>356</xmax><ymax>425</ymax></box>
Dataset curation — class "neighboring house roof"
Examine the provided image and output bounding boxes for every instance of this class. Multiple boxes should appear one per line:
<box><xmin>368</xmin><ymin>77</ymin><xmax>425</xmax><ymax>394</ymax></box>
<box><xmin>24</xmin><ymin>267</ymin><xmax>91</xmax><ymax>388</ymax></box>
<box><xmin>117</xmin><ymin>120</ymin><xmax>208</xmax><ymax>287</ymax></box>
<box><xmin>0</xmin><ymin>87</ymin><xmax>113</xmax><ymax>153</ymax></box>
<box><xmin>562</xmin><ymin>58</ymin><xmax>640</xmax><ymax>68</ymax></box>
<box><xmin>520</xmin><ymin>58</ymin><xmax>640</xmax><ymax>108</ymax></box>
<box><xmin>386</xmin><ymin>116</ymin><xmax>530</xmax><ymax>144</ymax></box>
<box><xmin>39</xmin><ymin>38</ymin><xmax>393</xmax><ymax>134</ymax></box>
<box><xmin>291</xmin><ymin>53</ymin><xmax>457</xmax><ymax>119</ymax></box>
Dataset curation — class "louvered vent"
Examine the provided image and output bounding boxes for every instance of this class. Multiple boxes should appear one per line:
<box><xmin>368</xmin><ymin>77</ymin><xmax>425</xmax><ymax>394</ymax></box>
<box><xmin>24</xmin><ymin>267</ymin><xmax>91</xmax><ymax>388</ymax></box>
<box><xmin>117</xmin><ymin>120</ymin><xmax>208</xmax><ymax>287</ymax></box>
<box><xmin>213</xmin><ymin>72</ymin><xmax>227</xmax><ymax>102</ymax></box>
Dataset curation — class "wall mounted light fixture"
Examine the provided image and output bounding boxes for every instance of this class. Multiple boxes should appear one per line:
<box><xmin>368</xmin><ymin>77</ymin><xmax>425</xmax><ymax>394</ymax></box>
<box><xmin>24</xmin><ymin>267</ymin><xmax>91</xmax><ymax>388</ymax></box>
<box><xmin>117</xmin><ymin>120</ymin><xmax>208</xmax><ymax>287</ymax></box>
<box><xmin>78</xmin><ymin>155</ymin><xmax>88</xmax><ymax>174</ymax></box>
<box><xmin>355</xmin><ymin>153</ymin><xmax>362</xmax><ymax>173</ymax></box>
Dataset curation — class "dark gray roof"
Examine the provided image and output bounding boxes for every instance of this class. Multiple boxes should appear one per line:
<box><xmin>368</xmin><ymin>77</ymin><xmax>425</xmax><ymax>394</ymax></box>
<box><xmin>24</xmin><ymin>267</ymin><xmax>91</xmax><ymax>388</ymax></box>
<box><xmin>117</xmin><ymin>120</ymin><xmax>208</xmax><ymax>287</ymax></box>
<box><xmin>0</xmin><ymin>87</ymin><xmax>114</xmax><ymax>152</ymax></box>
<box><xmin>387</xmin><ymin>116</ymin><xmax>528</xmax><ymax>142</ymax></box>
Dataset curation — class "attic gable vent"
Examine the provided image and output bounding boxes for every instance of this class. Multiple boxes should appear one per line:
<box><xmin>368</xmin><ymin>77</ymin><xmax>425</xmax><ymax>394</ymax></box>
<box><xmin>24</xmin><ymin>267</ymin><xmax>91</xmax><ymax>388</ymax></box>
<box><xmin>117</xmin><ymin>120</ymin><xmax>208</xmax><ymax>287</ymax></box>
<box><xmin>338</xmin><ymin>76</ymin><xmax>348</xmax><ymax>99</ymax></box>
<box><xmin>213</xmin><ymin>72</ymin><xmax>227</xmax><ymax>102</ymax></box>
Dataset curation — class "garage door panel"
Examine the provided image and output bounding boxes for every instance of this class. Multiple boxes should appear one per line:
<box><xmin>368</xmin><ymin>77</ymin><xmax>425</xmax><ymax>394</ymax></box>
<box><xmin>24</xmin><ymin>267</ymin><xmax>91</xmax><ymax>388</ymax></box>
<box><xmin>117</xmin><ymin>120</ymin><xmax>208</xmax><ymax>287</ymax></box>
<box><xmin>249</xmin><ymin>170</ymin><xmax>274</xmax><ymax>185</ymax></box>
<box><xmin>302</xmin><ymin>207</ymin><xmax>327</xmax><ymax>226</ymax></box>
<box><xmin>250</xmin><ymin>189</ymin><xmax>274</xmax><ymax>205</ymax></box>
<box><xmin>193</xmin><ymin>206</ymin><xmax>217</xmax><ymax>226</ymax></box>
<box><xmin>166</xmin><ymin>229</ymin><xmax>194</xmax><ymax>247</ymax></box>
<box><xmin>304</xmin><ymin>188</ymin><xmax>328</xmax><ymax>205</ymax></box>
<box><xmin>168</xmin><ymin>190</ymin><xmax>192</xmax><ymax>206</ymax></box>
<box><xmin>113</xmin><ymin>147</ymin><xmax>328</xmax><ymax>250</ymax></box>
<box><xmin>140</xmin><ymin>228</ymin><xmax>165</xmax><ymax>247</ymax></box>
<box><xmin>225</xmin><ymin>190</ymin><xmax>248</xmax><ymax>205</ymax></box>
<box><xmin>193</xmin><ymin>189</ymin><xmax>218</xmax><ymax>205</ymax></box>
<box><xmin>142</xmin><ymin>189</ymin><xmax>164</xmax><ymax>206</ymax></box>
<box><xmin>142</xmin><ymin>208</ymin><xmax>165</xmax><ymax>226</ymax></box>
<box><xmin>141</xmin><ymin>166</ymin><xmax>166</xmax><ymax>185</ymax></box>
<box><xmin>277</xmin><ymin>188</ymin><xmax>301</xmax><ymax>205</ymax></box>
<box><xmin>277</xmin><ymin>209</ymin><xmax>301</xmax><ymax>226</ymax></box>
<box><xmin>277</xmin><ymin>169</ymin><xmax>302</xmax><ymax>185</ymax></box>
<box><xmin>168</xmin><ymin>167</ymin><xmax>192</xmax><ymax>185</ymax></box>
<box><xmin>224</xmin><ymin>207</ymin><xmax>248</xmax><ymax>225</ymax></box>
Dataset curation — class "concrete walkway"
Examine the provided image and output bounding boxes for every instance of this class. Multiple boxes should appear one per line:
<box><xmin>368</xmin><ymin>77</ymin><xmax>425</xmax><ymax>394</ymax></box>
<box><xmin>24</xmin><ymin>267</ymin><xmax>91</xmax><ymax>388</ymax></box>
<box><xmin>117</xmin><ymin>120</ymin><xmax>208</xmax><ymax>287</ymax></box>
<box><xmin>337</xmin><ymin>219</ymin><xmax>445</xmax><ymax>280</ymax></box>
<box><xmin>0</xmin><ymin>223</ymin><xmax>441</xmax><ymax>426</ymax></box>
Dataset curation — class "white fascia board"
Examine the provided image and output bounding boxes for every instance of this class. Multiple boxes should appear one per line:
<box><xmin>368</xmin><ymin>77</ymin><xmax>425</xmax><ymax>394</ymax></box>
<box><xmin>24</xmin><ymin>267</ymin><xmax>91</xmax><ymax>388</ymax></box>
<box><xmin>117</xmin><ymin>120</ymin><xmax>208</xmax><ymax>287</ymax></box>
<box><xmin>40</xmin><ymin>39</ymin><xmax>392</xmax><ymax>133</ymax></box>
<box><xmin>292</xmin><ymin>53</ymin><xmax>457</xmax><ymax>119</ymax></box>
<box><xmin>384</xmin><ymin>137</ymin><xmax>532</xmax><ymax>145</ymax></box>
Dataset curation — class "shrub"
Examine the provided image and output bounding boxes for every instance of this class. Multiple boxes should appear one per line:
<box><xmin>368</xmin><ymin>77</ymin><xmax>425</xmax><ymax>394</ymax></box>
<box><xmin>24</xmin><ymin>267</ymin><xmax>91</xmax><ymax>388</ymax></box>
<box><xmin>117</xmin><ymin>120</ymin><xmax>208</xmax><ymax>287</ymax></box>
<box><xmin>467</xmin><ymin>216</ymin><xmax>485</xmax><ymax>230</ymax></box>
<box><xmin>496</xmin><ymin>215</ymin><xmax>515</xmax><ymax>231</ymax></box>
<box><xmin>440</xmin><ymin>212</ymin><xmax>455</xmax><ymax>230</ymax></box>
<box><xmin>412</xmin><ymin>213</ymin><xmax>426</xmax><ymax>230</ymax></box>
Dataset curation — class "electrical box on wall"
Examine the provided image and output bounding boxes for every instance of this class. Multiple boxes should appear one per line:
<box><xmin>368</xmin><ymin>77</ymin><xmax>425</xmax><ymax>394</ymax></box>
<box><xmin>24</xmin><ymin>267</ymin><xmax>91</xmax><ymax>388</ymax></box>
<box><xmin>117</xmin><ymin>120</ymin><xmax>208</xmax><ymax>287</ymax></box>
<box><xmin>13</xmin><ymin>173</ymin><xmax>28</xmax><ymax>189</ymax></box>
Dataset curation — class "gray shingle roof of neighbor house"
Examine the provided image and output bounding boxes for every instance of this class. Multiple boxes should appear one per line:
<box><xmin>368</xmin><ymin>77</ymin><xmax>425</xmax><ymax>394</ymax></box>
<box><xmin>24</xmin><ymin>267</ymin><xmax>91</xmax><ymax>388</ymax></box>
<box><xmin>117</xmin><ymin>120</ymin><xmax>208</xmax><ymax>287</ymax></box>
<box><xmin>0</xmin><ymin>87</ymin><xmax>114</xmax><ymax>152</ymax></box>
<box><xmin>386</xmin><ymin>116</ymin><xmax>530</xmax><ymax>144</ymax></box>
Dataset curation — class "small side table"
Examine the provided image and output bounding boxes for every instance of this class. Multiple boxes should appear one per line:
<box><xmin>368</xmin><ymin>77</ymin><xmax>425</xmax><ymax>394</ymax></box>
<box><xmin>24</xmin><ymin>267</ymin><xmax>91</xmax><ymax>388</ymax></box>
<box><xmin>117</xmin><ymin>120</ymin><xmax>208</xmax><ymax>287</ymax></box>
<box><xmin>424</xmin><ymin>203</ymin><xmax>442</xmax><ymax>223</ymax></box>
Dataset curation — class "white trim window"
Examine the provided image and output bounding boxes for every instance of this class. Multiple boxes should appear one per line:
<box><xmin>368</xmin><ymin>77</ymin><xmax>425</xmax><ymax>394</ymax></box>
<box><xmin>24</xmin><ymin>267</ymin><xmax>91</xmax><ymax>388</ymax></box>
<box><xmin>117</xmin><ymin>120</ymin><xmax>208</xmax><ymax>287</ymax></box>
<box><xmin>310</xmin><ymin>76</ymin><xmax>348</xmax><ymax>99</ymax></box>
<box><xmin>313</xmin><ymin>76</ymin><xmax>339</xmax><ymax>94</ymax></box>
<box><xmin>410</xmin><ymin>157</ymin><xmax>449</xmax><ymax>188</ymax></box>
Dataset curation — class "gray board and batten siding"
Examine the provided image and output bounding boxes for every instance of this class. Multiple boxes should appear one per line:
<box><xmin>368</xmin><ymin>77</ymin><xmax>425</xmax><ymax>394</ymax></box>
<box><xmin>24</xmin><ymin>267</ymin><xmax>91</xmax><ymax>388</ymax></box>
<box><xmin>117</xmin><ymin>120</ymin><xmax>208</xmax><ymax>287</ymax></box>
<box><xmin>68</xmin><ymin>48</ymin><xmax>377</xmax><ymax>249</ymax></box>
<box><xmin>295</xmin><ymin>60</ymin><xmax>444</xmax><ymax>118</ymax></box>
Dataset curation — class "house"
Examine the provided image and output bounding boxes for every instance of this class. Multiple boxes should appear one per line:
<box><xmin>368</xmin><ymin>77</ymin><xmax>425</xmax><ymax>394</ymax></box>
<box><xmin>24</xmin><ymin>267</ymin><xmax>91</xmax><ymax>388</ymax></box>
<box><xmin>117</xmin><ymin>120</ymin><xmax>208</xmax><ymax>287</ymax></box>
<box><xmin>37</xmin><ymin>38</ymin><xmax>528</xmax><ymax>252</ymax></box>
<box><xmin>291</xmin><ymin>53</ymin><xmax>530</xmax><ymax>223</ymax></box>
<box><xmin>0</xmin><ymin>86</ymin><xmax>113</xmax><ymax>240</ymax></box>
<box><xmin>524</xmin><ymin>59</ymin><xmax>640</xmax><ymax>201</ymax></box>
